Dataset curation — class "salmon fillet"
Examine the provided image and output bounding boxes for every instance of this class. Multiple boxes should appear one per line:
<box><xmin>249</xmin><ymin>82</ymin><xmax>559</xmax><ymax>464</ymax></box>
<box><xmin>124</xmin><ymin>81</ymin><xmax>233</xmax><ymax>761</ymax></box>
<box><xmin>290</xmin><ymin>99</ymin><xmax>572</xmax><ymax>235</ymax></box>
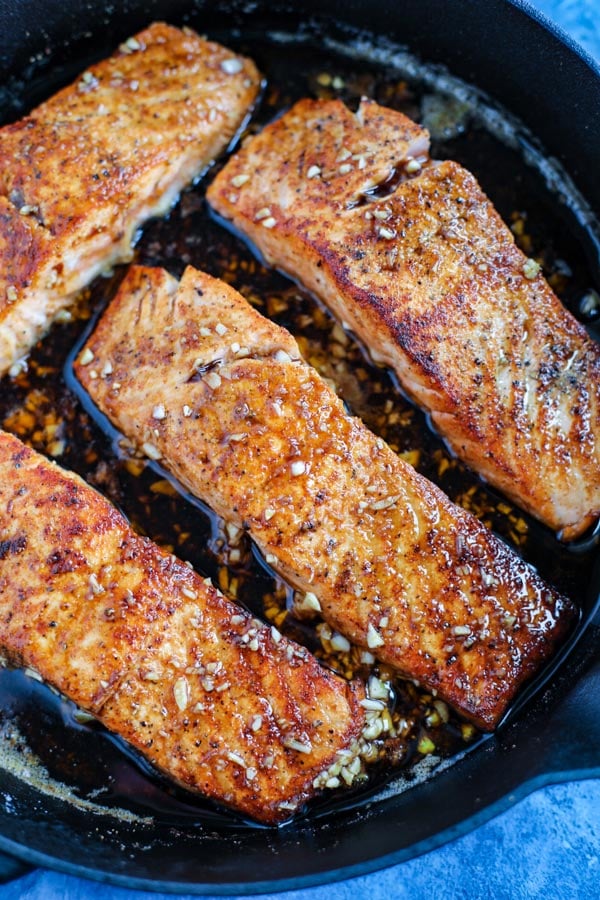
<box><xmin>0</xmin><ymin>22</ymin><xmax>260</xmax><ymax>378</ymax></box>
<box><xmin>206</xmin><ymin>98</ymin><xmax>600</xmax><ymax>541</ymax></box>
<box><xmin>0</xmin><ymin>429</ymin><xmax>366</xmax><ymax>825</ymax></box>
<box><xmin>74</xmin><ymin>265</ymin><xmax>576</xmax><ymax>730</ymax></box>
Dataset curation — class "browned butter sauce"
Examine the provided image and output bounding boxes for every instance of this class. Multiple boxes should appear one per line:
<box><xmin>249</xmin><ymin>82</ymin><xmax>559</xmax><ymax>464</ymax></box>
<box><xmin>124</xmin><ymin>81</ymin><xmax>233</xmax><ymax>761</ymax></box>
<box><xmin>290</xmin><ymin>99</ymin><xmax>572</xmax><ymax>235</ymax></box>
<box><xmin>0</xmin><ymin>26</ymin><xmax>598</xmax><ymax>826</ymax></box>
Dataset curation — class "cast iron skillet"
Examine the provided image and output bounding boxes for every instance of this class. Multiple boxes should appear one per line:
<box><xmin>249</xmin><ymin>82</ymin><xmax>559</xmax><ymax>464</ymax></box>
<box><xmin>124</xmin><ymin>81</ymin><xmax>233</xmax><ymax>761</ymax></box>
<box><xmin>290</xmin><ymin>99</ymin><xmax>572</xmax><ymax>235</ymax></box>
<box><xmin>0</xmin><ymin>0</ymin><xmax>599</xmax><ymax>892</ymax></box>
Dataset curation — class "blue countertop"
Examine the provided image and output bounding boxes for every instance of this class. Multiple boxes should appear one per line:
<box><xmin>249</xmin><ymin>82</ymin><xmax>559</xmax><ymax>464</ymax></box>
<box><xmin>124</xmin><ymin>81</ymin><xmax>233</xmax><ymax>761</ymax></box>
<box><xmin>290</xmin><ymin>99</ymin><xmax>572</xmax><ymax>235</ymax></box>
<box><xmin>2</xmin><ymin>1</ymin><xmax>599</xmax><ymax>897</ymax></box>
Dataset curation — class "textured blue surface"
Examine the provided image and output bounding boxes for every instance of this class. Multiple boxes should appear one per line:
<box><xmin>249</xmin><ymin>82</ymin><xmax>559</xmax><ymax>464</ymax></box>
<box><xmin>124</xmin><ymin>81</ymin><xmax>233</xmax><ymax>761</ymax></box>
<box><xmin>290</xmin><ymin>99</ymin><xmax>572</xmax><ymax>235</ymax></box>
<box><xmin>2</xmin><ymin>1</ymin><xmax>599</xmax><ymax>897</ymax></box>
<box><xmin>531</xmin><ymin>0</ymin><xmax>600</xmax><ymax>59</ymax></box>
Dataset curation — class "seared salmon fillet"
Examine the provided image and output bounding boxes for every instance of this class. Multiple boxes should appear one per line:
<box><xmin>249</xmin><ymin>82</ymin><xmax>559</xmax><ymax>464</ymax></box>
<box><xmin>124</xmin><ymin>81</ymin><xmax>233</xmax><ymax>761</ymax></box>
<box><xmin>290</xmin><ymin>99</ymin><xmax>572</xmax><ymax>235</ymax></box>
<box><xmin>0</xmin><ymin>430</ymin><xmax>366</xmax><ymax>825</ymax></box>
<box><xmin>207</xmin><ymin>98</ymin><xmax>600</xmax><ymax>541</ymax></box>
<box><xmin>0</xmin><ymin>22</ymin><xmax>260</xmax><ymax>377</ymax></box>
<box><xmin>75</xmin><ymin>265</ymin><xmax>575</xmax><ymax>730</ymax></box>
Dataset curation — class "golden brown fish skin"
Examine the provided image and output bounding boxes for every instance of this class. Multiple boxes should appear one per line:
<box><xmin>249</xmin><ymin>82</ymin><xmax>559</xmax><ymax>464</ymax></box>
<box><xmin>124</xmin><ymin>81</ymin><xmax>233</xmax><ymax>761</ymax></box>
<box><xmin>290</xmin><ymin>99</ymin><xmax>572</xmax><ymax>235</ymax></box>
<box><xmin>0</xmin><ymin>22</ymin><xmax>261</xmax><ymax>377</ymax></box>
<box><xmin>75</xmin><ymin>265</ymin><xmax>576</xmax><ymax>730</ymax></box>
<box><xmin>206</xmin><ymin>98</ymin><xmax>600</xmax><ymax>541</ymax></box>
<box><xmin>0</xmin><ymin>430</ymin><xmax>365</xmax><ymax>825</ymax></box>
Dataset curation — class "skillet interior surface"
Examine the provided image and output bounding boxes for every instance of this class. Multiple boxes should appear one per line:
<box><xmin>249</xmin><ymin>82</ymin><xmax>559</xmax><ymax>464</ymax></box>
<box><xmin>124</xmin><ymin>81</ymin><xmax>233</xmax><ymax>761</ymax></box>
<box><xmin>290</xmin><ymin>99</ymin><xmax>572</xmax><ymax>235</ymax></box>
<box><xmin>0</xmin><ymin>0</ymin><xmax>599</xmax><ymax>892</ymax></box>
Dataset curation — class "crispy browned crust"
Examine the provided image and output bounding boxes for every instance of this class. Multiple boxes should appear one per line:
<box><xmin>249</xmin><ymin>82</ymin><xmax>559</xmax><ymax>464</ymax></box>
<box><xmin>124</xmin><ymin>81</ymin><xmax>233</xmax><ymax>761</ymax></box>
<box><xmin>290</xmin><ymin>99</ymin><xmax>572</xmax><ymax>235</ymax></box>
<box><xmin>75</xmin><ymin>265</ymin><xmax>576</xmax><ymax>730</ymax></box>
<box><xmin>206</xmin><ymin>98</ymin><xmax>600</xmax><ymax>541</ymax></box>
<box><xmin>0</xmin><ymin>429</ymin><xmax>365</xmax><ymax>824</ymax></box>
<box><xmin>0</xmin><ymin>22</ymin><xmax>261</xmax><ymax>377</ymax></box>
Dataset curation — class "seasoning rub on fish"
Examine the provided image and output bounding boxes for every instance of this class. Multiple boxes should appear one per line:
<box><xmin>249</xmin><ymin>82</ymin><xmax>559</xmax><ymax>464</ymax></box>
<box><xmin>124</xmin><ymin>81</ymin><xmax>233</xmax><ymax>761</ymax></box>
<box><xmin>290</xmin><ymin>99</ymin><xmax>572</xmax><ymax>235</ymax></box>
<box><xmin>75</xmin><ymin>265</ymin><xmax>576</xmax><ymax>730</ymax></box>
<box><xmin>0</xmin><ymin>430</ymin><xmax>367</xmax><ymax>825</ymax></box>
<box><xmin>0</xmin><ymin>22</ymin><xmax>261</xmax><ymax>378</ymax></box>
<box><xmin>207</xmin><ymin>98</ymin><xmax>600</xmax><ymax>541</ymax></box>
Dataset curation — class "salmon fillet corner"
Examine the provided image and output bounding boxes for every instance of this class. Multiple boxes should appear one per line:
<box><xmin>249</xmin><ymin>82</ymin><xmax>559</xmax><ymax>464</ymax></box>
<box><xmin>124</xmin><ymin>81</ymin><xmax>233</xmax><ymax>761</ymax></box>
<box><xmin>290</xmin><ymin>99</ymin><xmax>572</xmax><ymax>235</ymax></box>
<box><xmin>0</xmin><ymin>22</ymin><xmax>261</xmax><ymax>377</ymax></box>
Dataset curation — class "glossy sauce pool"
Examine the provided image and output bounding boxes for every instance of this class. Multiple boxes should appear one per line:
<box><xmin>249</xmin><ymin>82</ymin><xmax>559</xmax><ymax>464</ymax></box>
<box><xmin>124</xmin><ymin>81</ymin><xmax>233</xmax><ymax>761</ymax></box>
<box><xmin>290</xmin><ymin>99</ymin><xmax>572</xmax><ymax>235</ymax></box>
<box><xmin>0</xmin><ymin>25</ymin><xmax>598</xmax><ymax>828</ymax></box>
